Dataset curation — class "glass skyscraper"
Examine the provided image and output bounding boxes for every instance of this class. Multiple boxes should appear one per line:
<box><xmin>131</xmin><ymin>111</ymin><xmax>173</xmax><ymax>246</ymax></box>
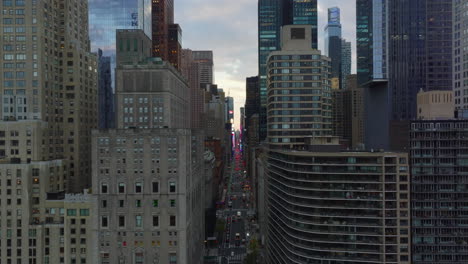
<box><xmin>89</xmin><ymin>0</ymin><xmax>152</xmax><ymax>87</ymax></box>
<box><xmin>257</xmin><ymin>0</ymin><xmax>317</xmax><ymax>142</ymax></box>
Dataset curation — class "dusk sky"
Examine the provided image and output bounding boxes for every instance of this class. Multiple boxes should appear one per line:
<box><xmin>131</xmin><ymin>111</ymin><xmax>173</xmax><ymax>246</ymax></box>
<box><xmin>176</xmin><ymin>0</ymin><xmax>356</xmax><ymax>129</ymax></box>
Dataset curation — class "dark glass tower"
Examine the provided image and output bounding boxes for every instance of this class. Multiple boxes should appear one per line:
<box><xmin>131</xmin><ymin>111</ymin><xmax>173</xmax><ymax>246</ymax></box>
<box><xmin>289</xmin><ymin>0</ymin><xmax>318</xmax><ymax>49</ymax></box>
<box><xmin>356</xmin><ymin>0</ymin><xmax>452</xmax><ymax>150</ymax></box>
<box><xmin>257</xmin><ymin>0</ymin><xmax>317</xmax><ymax>142</ymax></box>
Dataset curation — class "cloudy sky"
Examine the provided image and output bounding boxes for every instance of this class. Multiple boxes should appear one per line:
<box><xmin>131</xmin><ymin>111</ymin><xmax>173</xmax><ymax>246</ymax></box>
<box><xmin>176</xmin><ymin>0</ymin><xmax>356</xmax><ymax>129</ymax></box>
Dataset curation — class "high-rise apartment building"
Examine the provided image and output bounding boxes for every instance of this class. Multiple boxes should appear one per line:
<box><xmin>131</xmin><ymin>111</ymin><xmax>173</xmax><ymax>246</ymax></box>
<box><xmin>98</xmin><ymin>49</ymin><xmax>114</xmax><ymax>129</ymax></box>
<box><xmin>357</xmin><ymin>0</ymin><xmax>453</xmax><ymax>150</ymax></box>
<box><xmin>258</xmin><ymin>0</ymin><xmax>318</xmax><ymax>142</ymax></box>
<box><xmin>93</xmin><ymin>29</ymin><xmax>205</xmax><ymax>264</ymax></box>
<box><xmin>266</xmin><ymin>139</ymin><xmax>411</xmax><ymax>263</ymax></box>
<box><xmin>151</xmin><ymin>0</ymin><xmax>174</xmax><ymax>60</ymax></box>
<box><xmin>193</xmin><ymin>51</ymin><xmax>214</xmax><ymax>85</ymax></box>
<box><xmin>266</xmin><ymin>25</ymin><xmax>332</xmax><ymax>149</ymax></box>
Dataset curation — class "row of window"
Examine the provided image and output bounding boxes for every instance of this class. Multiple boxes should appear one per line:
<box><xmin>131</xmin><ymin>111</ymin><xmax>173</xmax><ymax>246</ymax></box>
<box><xmin>100</xmin><ymin>215</ymin><xmax>176</xmax><ymax>228</ymax></box>
<box><xmin>101</xmin><ymin>181</ymin><xmax>176</xmax><ymax>194</ymax></box>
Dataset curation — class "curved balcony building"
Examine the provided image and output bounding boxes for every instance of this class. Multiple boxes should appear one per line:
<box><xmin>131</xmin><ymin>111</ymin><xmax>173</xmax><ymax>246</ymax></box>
<box><xmin>266</xmin><ymin>145</ymin><xmax>411</xmax><ymax>263</ymax></box>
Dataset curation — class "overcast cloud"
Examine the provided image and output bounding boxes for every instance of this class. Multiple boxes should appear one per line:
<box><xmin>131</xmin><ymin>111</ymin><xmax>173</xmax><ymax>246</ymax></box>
<box><xmin>176</xmin><ymin>0</ymin><xmax>356</xmax><ymax>129</ymax></box>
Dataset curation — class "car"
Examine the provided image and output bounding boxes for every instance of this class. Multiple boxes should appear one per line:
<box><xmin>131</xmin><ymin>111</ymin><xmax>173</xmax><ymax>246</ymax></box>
<box><xmin>237</xmin><ymin>211</ymin><xmax>241</xmax><ymax>217</ymax></box>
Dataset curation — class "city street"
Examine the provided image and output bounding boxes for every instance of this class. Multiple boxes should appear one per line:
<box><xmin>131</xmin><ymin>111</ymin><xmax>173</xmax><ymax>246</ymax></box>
<box><xmin>216</xmin><ymin>146</ymin><xmax>254</xmax><ymax>263</ymax></box>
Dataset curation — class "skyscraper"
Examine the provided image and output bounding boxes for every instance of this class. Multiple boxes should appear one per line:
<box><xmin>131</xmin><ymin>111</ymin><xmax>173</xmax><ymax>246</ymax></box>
<box><xmin>168</xmin><ymin>24</ymin><xmax>182</xmax><ymax>70</ymax></box>
<box><xmin>89</xmin><ymin>0</ymin><xmax>152</xmax><ymax>86</ymax></box>
<box><xmin>181</xmin><ymin>49</ymin><xmax>205</xmax><ymax>129</ymax></box>
<box><xmin>193</xmin><ymin>51</ymin><xmax>214</xmax><ymax>85</ymax></box>
<box><xmin>258</xmin><ymin>0</ymin><xmax>318</xmax><ymax>142</ymax></box>
<box><xmin>98</xmin><ymin>49</ymin><xmax>114</xmax><ymax>129</ymax></box>
<box><xmin>324</xmin><ymin>7</ymin><xmax>342</xmax><ymax>57</ymax></box>
<box><xmin>341</xmin><ymin>39</ymin><xmax>352</xmax><ymax>89</ymax></box>
<box><xmin>357</xmin><ymin>0</ymin><xmax>453</xmax><ymax>150</ymax></box>
<box><xmin>151</xmin><ymin>0</ymin><xmax>174</xmax><ymax>60</ymax></box>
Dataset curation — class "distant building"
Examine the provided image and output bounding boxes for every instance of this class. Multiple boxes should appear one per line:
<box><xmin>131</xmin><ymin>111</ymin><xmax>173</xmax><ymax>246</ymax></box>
<box><xmin>417</xmin><ymin>90</ymin><xmax>454</xmax><ymax>120</ymax></box>
<box><xmin>347</xmin><ymin>75</ymin><xmax>365</xmax><ymax>148</ymax></box>
<box><xmin>181</xmin><ymin>49</ymin><xmax>205</xmax><ymax>129</ymax></box>
<box><xmin>193</xmin><ymin>51</ymin><xmax>214</xmax><ymax>85</ymax></box>
<box><xmin>168</xmin><ymin>24</ymin><xmax>182</xmax><ymax>70</ymax></box>
<box><xmin>341</xmin><ymin>39</ymin><xmax>352</xmax><ymax>89</ymax></box>
<box><xmin>151</xmin><ymin>0</ymin><xmax>174</xmax><ymax>60</ymax></box>
<box><xmin>332</xmin><ymin>88</ymin><xmax>352</xmax><ymax>145</ymax></box>
<box><xmin>98</xmin><ymin>49</ymin><xmax>114</xmax><ymax>129</ymax></box>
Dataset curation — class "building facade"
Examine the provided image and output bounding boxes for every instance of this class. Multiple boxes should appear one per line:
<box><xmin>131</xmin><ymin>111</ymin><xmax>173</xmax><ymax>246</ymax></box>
<box><xmin>454</xmin><ymin>0</ymin><xmax>468</xmax><ymax>114</ymax></box>
<box><xmin>266</xmin><ymin>143</ymin><xmax>411</xmax><ymax>263</ymax></box>
<box><xmin>266</xmin><ymin>25</ymin><xmax>332</xmax><ymax>149</ymax></box>
<box><xmin>181</xmin><ymin>49</ymin><xmax>205</xmax><ymax>129</ymax></box>
<box><xmin>192</xmin><ymin>51</ymin><xmax>214</xmax><ymax>86</ymax></box>
<box><xmin>410</xmin><ymin>120</ymin><xmax>468</xmax><ymax>263</ymax></box>
<box><xmin>115</xmin><ymin>31</ymin><xmax>189</xmax><ymax>130</ymax></box>
<box><xmin>341</xmin><ymin>39</ymin><xmax>352</xmax><ymax>90</ymax></box>
<box><xmin>0</xmin><ymin>0</ymin><xmax>98</xmax><ymax>193</ymax></box>
<box><xmin>168</xmin><ymin>24</ymin><xmax>182</xmax><ymax>71</ymax></box>
<box><xmin>92</xmin><ymin>129</ymin><xmax>205</xmax><ymax>264</ymax></box>
<box><xmin>357</xmin><ymin>0</ymin><xmax>453</xmax><ymax>150</ymax></box>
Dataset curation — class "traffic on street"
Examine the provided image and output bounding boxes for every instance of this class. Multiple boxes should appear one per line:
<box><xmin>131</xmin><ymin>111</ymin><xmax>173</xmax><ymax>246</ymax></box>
<box><xmin>213</xmin><ymin>145</ymin><xmax>256</xmax><ymax>263</ymax></box>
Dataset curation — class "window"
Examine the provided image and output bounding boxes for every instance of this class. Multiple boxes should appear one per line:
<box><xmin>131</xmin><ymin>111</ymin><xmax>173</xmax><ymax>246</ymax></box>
<box><xmin>119</xmin><ymin>200</ymin><xmax>125</xmax><ymax>207</ymax></box>
<box><xmin>79</xmin><ymin>209</ymin><xmax>89</xmax><ymax>216</ymax></box>
<box><xmin>152</xmin><ymin>216</ymin><xmax>159</xmax><ymax>227</ymax></box>
<box><xmin>118</xmin><ymin>216</ymin><xmax>125</xmax><ymax>227</ymax></box>
<box><xmin>135</xmin><ymin>200</ymin><xmax>141</xmax><ymax>208</ymax></box>
<box><xmin>135</xmin><ymin>182</ymin><xmax>142</xmax><ymax>193</ymax></box>
<box><xmin>101</xmin><ymin>183</ymin><xmax>108</xmax><ymax>194</ymax></box>
<box><xmin>152</xmin><ymin>200</ymin><xmax>158</xmax><ymax>207</ymax></box>
<box><xmin>67</xmin><ymin>209</ymin><xmax>76</xmax><ymax>216</ymax></box>
<box><xmin>101</xmin><ymin>216</ymin><xmax>108</xmax><ymax>228</ymax></box>
<box><xmin>170</xmin><ymin>199</ymin><xmax>176</xmax><ymax>207</ymax></box>
<box><xmin>169</xmin><ymin>182</ymin><xmax>176</xmax><ymax>193</ymax></box>
<box><xmin>135</xmin><ymin>215</ymin><xmax>142</xmax><ymax>228</ymax></box>
<box><xmin>118</xmin><ymin>183</ymin><xmax>125</xmax><ymax>193</ymax></box>
<box><xmin>170</xmin><ymin>216</ymin><xmax>176</xmax><ymax>227</ymax></box>
<box><xmin>169</xmin><ymin>253</ymin><xmax>177</xmax><ymax>264</ymax></box>
<box><xmin>152</xmin><ymin>182</ymin><xmax>159</xmax><ymax>193</ymax></box>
